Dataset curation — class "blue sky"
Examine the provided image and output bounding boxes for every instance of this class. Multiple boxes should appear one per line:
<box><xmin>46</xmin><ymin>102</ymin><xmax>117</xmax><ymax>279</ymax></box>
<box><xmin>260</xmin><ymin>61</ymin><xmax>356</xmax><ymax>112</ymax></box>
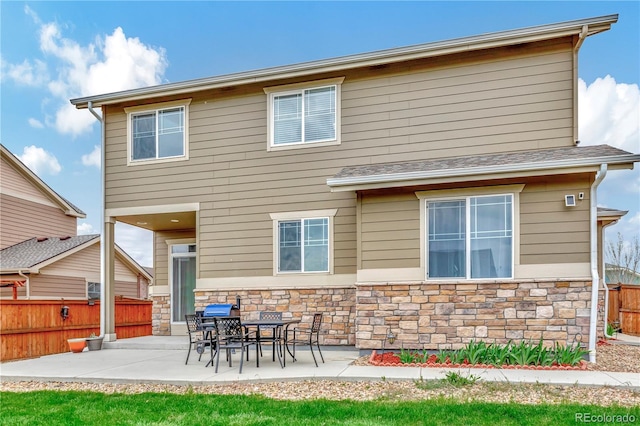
<box><xmin>1</xmin><ymin>1</ymin><xmax>639</xmax><ymax>267</ymax></box>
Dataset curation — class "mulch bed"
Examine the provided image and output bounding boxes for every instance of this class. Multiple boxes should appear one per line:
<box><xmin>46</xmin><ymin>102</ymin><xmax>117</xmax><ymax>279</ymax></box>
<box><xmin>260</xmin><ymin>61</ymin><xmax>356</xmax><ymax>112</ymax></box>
<box><xmin>368</xmin><ymin>351</ymin><xmax>588</xmax><ymax>370</ymax></box>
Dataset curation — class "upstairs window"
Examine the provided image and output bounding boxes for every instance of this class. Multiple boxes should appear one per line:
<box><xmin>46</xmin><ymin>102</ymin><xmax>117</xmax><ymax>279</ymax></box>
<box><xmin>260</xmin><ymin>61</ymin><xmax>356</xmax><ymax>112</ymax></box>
<box><xmin>265</xmin><ymin>78</ymin><xmax>343</xmax><ymax>150</ymax></box>
<box><xmin>125</xmin><ymin>100</ymin><xmax>191</xmax><ymax>164</ymax></box>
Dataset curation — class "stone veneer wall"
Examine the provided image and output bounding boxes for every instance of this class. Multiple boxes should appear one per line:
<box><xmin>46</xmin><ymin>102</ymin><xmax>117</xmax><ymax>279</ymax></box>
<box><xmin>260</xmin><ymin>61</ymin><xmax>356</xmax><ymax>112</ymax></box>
<box><xmin>356</xmin><ymin>280</ymin><xmax>604</xmax><ymax>350</ymax></box>
<box><xmin>152</xmin><ymin>295</ymin><xmax>171</xmax><ymax>336</ymax></box>
<box><xmin>194</xmin><ymin>288</ymin><xmax>357</xmax><ymax>345</ymax></box>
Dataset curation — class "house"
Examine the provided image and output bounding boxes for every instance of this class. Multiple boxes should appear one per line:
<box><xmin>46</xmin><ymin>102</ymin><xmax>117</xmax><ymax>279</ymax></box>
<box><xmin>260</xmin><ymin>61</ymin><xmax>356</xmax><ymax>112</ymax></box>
<box><xmin>70</xmin><ymin>15</ymin><xmax>640</xmax><ymax>360</ymax></box>
<box><xmin>606</xmin><ymin>264</ymin><xmax>640</xmax><ymax>285</ymax></box>
<box><xmin>0</xmin><ymin>144</ymin><xmax>152</xmax><ymax>300</ymax></box>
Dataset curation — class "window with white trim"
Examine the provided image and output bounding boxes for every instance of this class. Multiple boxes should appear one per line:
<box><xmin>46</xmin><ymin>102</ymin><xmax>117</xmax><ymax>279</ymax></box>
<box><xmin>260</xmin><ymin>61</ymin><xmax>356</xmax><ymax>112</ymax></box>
<box><xmin>125</xmin><ymin>100</ymin><xmax>190</xmax><ymax>164</ymax></box>
<box><xmin>278</xmin><ymin>218</ymin><xmax>329</xmax><ymax>272</ymax></box>
<box><xmin>427</xmin><ymin>194</ymin><xmax>513</xmax><ymax>279</ymax></box>
<box><xmin>270</xmin><ymin>209</ymin><xmax>337</xmax><ymax>274</ymax></box>
<box><xmin>87</xmin><ymin>281</ymin><xmax>100</xmax><ymax>299</ymax></box>
<box><xmin>265</xmin><ymin>78</ymin><xmax>343</xmax><ymax>149</ymax></box>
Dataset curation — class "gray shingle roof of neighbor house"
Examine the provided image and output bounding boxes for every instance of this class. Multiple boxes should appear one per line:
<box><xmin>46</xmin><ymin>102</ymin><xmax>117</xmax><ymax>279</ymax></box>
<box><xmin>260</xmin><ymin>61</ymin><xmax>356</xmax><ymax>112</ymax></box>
<box><xmin>0</xmin><ymin>235</ymin><xmax>154</xmax><ymax>281</ymax></box>
<box><xmin>0</xmin><ymin>235</ymin><xmax>99</xmax><ymax>270</ymax></box>
<box><xmin>69</xmin><ymin>15</ymin><xmax>618</xmax><ymax>109</ymax></box>
<box><xmin>327</xmin><ymin>145</ymin><xmax>640</xmax><ymax>190</ymax></box>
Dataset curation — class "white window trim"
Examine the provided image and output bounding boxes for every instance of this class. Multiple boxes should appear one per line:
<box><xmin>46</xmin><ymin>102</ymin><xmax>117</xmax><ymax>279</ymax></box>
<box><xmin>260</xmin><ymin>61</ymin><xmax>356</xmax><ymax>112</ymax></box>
<box><xmin>125</xmin><ymin>99</ymin><xmax>191</xmax><ymax>166</ymax></box>
<box><xmin>264</xmin><ymin>77</ymin><xmax>344</xmax><ymax>151</ymax></box>
<box><xmin>416</xmin><ymin>184</ymin><xmax>524</xmax><ymax>281</ymax></box>
<box><xmin>167</xmin><ymin>239</ymin><xmax>196</xmax><ymax>324</ymax></box>
<box><xmin>86</xmin><ymin>281</ymin><xmax>100</xmax><ymax>300</ymax></box>
<box><xmin>269</xmin><ymin>209</ymin><xmax>338</xmax><ymax>276</ymax></box>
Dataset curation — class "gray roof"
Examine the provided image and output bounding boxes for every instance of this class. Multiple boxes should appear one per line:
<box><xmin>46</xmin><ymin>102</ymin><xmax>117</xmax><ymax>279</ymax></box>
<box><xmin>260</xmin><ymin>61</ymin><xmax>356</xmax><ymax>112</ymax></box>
<box><xmin>0</xmin><ymin>235</ymin><xmax>99</xmax><ymax>270</ymax></box>
<box><xmin>333</xmin><ymin>145</ymin><xmax>631</xmax><ymax>180</ymax></box>
<box><xmin>597</xmin><ymin>207</ymin><xmax>628</xmax><ymax>218</ymax></box>
<box><xmin>328</xmin><ymin>145</ymin><xmax>639</xmax><ymax>190</ymax></box>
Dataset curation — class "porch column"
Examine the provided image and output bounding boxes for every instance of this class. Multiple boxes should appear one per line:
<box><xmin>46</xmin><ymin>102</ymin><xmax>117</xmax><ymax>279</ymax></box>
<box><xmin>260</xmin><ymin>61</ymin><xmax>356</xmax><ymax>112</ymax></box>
<box><xmin>103</xmin><ymin>217</ymin><xmax>117</xmax><ymax>341</ymax></box>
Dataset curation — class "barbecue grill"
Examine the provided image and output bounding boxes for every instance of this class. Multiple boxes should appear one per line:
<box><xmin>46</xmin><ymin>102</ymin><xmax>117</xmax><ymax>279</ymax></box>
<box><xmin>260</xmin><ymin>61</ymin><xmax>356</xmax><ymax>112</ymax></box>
<box><xmin>201</xmin><ymin>296</ymin><xmax>241</xmax><ymax>318</ymax></box>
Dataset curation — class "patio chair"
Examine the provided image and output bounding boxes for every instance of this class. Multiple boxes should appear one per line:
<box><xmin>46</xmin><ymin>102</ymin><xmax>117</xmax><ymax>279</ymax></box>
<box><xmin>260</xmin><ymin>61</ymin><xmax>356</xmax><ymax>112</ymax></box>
<box><xmin>184</xmin><ymin>314</ymin><xmax>214</xmax><ymax>365</ymax></box>
<box><xmin>284</xmin><ymin>313</ymin><xmax>324</xmax><ymax>367</ymax></box>
<box><xmin>258</xmin><ymin>311</ymin><xmax>283</xmax><ymax>361</ymax></box>
<box><xmin>212</xmin><ymin>316</ymin><xmax>259</xmax><ymax>373</ymax></box>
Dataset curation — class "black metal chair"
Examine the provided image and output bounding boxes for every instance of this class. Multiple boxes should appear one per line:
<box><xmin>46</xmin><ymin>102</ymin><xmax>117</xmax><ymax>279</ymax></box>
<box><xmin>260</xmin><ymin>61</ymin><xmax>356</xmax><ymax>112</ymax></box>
<box><xmin>284</xmin><ymin>313</ymin><xmax>324</xmax><ymax>367</ymax></box>
<box><xmin>258</xmin><ymin>311</ymin><xmax>283</xmax><ymax>361</ymax></box>
<box><xmin>212</xmin><ymin>317</ymin><xmax>259</xmax><ymax>373</ymax></box>
<box><xmin>185</xmin><ymin>314</ymin><xmax>213</xmax><ymax>365</ymax></box>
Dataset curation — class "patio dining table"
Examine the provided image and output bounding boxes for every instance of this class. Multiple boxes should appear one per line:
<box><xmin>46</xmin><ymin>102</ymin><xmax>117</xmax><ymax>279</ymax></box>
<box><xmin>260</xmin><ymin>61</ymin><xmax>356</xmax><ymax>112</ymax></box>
<box><xmin>199</xmin><ymin>317</ymin><xmax>300</xmax><ymax>368</ymax></box>
<box><xmin>241</xmin><ymin>318</ymin><xmax>300</xmax><ymax>368</ymax></box>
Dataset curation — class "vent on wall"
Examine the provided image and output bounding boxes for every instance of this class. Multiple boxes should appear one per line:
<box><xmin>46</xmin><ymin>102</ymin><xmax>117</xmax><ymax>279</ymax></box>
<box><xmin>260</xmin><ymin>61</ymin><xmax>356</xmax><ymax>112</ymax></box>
<box><xmin>565</xmin><ymin>195</ymin><xmax>576</xmax><ymax>207</ymax></box>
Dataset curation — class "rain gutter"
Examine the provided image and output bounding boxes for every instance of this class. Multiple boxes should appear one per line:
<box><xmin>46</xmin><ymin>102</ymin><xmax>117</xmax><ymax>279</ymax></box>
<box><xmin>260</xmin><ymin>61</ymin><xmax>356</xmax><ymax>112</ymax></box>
<box><xmin>18</xmin><ymin>270</ymin><xmax>29</xmax><ymax>300</ymax></box>
<box><xmin>588</xmin><ymin>164</ymin><xmax>607</xmax><ymax>363</ymax></box>
<box><xmin>88</xmin><ymin>101</ymin><xmax>105</xmax><ymax>339</ymax></box>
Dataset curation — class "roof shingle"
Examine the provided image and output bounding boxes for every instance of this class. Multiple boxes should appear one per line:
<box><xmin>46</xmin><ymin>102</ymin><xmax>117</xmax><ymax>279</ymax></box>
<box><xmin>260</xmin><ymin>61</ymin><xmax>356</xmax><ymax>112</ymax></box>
<box><xmin>0</xmin><ymin>235</ymin><xmax>99</xmax><ymax>270</ymax></box>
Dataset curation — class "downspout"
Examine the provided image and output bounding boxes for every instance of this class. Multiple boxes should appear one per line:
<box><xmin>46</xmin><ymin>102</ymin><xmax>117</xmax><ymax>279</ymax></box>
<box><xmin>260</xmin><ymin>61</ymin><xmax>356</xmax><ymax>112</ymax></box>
<box><xmin>572</xmin><ymin>25</ymin><xmax>588</xmax><ymax>144</ymax></box>
<box><xmin>18</xmin><ymin>270</ymin><xmax>29</xmax><ymax>300</ymax></box>
<box><xmin>589</xmin><ymin>164</ymin><xmax>607</xmax><ymax>363</ymax></box>
<box><xmin>601</xmin><ymin>219</ymin><xmax>619</xmax><ymax>339</ymax></box>
<box><xmin>88</xmin><ymin>101</ymin><xmax>105</xmax><ymax>339</ymax></box>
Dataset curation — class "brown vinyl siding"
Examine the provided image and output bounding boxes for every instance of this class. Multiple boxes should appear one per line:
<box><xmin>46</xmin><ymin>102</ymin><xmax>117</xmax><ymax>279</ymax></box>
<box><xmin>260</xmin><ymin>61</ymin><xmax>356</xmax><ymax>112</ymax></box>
<box><xmin>103</xmin><ymin>39</ymin><xmax>577</xmax><ymax>278</ymax></box>
<box><xmin>357</xmin><ymin>174</ymin><xmax>592</xmax><ymax>270</ymax></box>
<box><xmin>115</xmin><ymin>280</ymin><xmax>138</xmax><ymax>298</ymax></box>
<box><xmin>1</xmin><ymin>157</ymin><xmax>54</xmax><ymax>204</ymax></box>
<box><xmin>360</xmin><ymin>193</ymin><xmax>420</xmax><ymax>269</ymax></box>
<box><xmin>519</xmin><ymin>174</ymin><xmax>592</xmax><ymax>264</ymax></box>
<box><xmin>41</xmin><ymin>242</ymin><xmax>141</xmax><ymax>283</ymax></box>
<box><xmin>0</xmin><ymin>194</ymin><xmax>76</xmax><ymax>249</ymax></box>
<box><xmin>154</xmin><ymin>230</ymin><xmax>196</xmax><ymax>287</ymax></box>
<box><xmin>29</xmin><ymin>274</ymin><xmax>86</xmax><ymax>298</ymax></box>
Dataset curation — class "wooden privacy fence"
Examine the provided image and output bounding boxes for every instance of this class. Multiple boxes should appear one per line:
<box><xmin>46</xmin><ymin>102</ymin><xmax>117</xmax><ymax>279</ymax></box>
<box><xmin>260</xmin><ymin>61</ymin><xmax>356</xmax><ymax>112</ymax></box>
<box><xmin>607</xmin><ymin>285</ymin><xmax>640</xmax><ymax>337</ymax></box>
<box><xmin>0</xmin><ymin>297</ymin><xmax>152</xmax><ymax>361</ymax></box>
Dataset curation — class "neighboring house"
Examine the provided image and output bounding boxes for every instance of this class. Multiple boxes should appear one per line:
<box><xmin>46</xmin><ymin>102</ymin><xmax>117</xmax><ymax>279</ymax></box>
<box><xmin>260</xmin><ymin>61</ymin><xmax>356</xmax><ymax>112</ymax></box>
<box><xmin>605</xmin><ymin>264</ymin><xmax>640</xmax><ymax>285</ymax></box>
<box><xmin>71</xmin><ymin>14</ymin><xmax>640</xmax><ymax>358</ymax></box>
<box><xmin>1</xmin><ymin>144</ymin><xmax>83</xmax><ymax>249</ymax></box>
<box><xmin>0</xmin><ymin>144</ymin><xmax>152</xmax><ymax>300</ymax></box>
<box><xmin>0</xmin><ymin>235</ymin><xmax>151</xmax><ymax>300</ymax></box>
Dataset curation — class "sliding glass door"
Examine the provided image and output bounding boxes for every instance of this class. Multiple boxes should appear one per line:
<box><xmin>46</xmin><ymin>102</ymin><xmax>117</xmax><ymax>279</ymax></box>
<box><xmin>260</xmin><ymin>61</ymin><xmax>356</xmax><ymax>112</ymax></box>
<box><xmin>170</xmin><ymin>244</ymin><xmax>196</xmax><ymax>323</ymax></box>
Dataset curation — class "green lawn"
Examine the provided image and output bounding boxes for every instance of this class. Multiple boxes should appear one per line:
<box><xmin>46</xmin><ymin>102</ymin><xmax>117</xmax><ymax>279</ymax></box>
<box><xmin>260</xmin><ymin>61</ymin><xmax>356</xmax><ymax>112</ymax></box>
<box><xmin>1</xmin><ymin>391</ymin><xmax>638</xmax><ymax>425</ymax></box>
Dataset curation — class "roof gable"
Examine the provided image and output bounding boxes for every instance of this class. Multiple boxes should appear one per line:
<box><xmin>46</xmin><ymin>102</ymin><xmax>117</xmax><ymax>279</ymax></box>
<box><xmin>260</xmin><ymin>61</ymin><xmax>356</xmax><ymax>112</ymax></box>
<box><xmin>0</xmin><ymin>145</ymin><xmax>85</xmax><ymax>218</ymax></box>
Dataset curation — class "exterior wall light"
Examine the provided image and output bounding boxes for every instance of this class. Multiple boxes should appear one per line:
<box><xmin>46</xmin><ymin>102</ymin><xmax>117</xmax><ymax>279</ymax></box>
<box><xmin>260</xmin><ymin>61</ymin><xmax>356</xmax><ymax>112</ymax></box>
<box><xmin>60</xmin><ymin>306</ymin><xmax>69</xmax><ymax>320</ymax></box>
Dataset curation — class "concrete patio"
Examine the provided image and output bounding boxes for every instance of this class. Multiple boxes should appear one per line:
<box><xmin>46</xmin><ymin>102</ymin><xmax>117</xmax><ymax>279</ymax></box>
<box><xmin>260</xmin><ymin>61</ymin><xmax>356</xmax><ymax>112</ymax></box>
<box><xmin>1</xmin><ymin>336</ymin><xmax>638</xmax><ymax>389</ymax></box>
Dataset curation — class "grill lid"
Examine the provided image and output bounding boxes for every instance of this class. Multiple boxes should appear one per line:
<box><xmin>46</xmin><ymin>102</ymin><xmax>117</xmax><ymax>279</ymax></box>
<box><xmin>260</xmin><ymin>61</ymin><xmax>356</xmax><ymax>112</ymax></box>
<box><xmin>202</xmin><ymin>304</ymin><xmax>235</xmax><ymax>317</ymax></box>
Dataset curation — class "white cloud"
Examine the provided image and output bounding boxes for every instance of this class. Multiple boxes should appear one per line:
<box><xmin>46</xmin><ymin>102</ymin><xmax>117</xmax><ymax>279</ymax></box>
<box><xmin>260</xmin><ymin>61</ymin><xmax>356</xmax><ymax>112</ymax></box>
<box><xmin>578</xmin><ymin>76</ymin><xmax>640</xmax><ymax>154</ymax></box>
<box><xmin>77</xmin><ymin>222</ymin><xmax>96</xmax><ymax>235</ymax></box>
<box><xmin>28</xmin><ymin>118</ymin><xmax>44</xmax><ymax>128</ymax></box>
<box><xmin>81</xmin><ymin>145</ymin><xmax>101</xmax><ymax>168</ymax></box>
<box><xmin>0</xmin><ymin>58</ymin><xmax>49</xmax><ymax>86</ymax></box>
<box><xmin>4</xmin><ymin>8</ymin><xmax>168</xmax><ymax>137</ymax></box>
<box><xmin>115</xmin><ymin>223</ymin><xmax>153</xmax><ymax>267</ymax></box>
<box><xmin>18</xmin><ymin>145</ymin><xmax>61</xmax><ymax>176</ymax></box>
